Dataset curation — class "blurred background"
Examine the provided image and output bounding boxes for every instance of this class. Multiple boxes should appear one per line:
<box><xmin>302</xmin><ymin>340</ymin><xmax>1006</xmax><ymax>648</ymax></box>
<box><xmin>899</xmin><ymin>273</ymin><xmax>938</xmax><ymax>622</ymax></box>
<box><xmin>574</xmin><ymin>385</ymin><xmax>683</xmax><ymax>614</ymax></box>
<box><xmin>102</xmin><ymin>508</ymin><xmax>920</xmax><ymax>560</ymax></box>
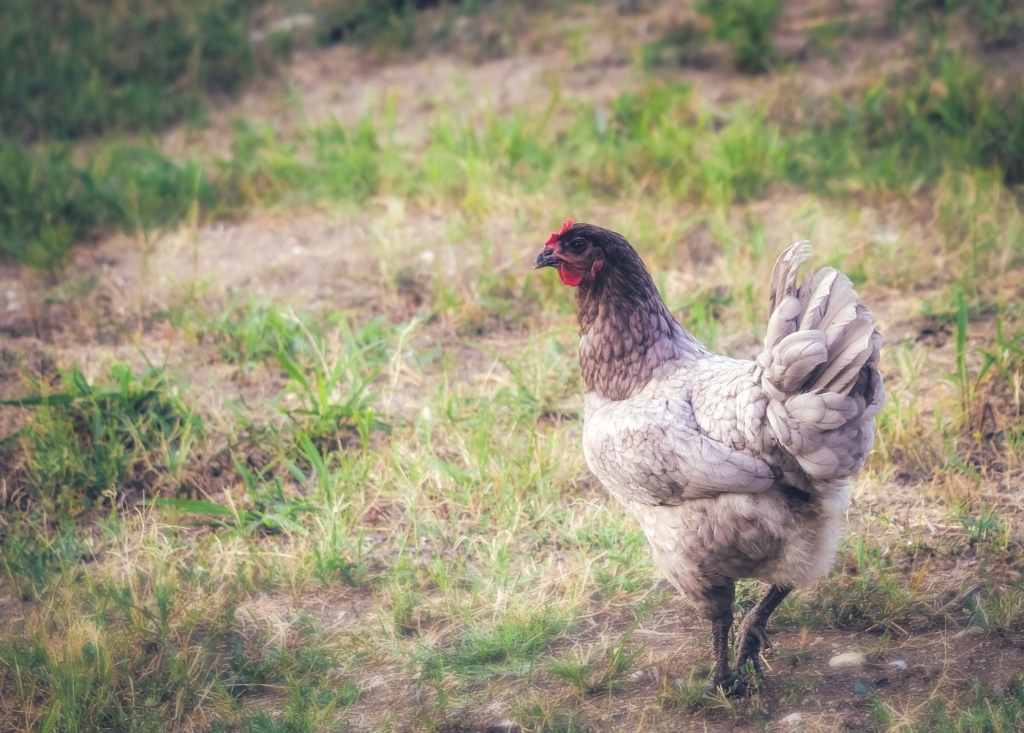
<box><xmin>2</xmin><ymin>1</ymin><xmax>1024</xmax><ymax>731</ymax></box>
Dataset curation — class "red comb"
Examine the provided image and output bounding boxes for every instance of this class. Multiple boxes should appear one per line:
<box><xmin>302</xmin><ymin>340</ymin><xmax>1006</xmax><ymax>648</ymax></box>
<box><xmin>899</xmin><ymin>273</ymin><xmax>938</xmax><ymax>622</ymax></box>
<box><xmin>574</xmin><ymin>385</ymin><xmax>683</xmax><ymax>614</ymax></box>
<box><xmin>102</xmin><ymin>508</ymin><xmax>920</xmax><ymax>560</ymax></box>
<box><xmin>545</xmin><ymin>218</ymin><xmax>575</xmax><ymax>246</ymax></box>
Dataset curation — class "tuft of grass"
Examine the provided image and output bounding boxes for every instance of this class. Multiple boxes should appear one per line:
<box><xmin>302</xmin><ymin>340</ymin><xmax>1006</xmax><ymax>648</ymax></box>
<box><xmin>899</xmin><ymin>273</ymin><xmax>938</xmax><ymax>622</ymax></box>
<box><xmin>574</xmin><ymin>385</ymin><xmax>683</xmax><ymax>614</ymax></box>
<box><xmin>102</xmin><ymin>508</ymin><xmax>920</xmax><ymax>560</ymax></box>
<box><xmin>642</xmin><ymin>20</ymin><xmax>711</xmax><ymax>68</ymax></box>
<box><xmin>697</xmin><ymin>0</ymin><xmax>781</xmax><ymax>73</ymax></box>
<box><xmin>417</xmin><ymin>607</ymin><xmax>573</xmax><ymax>681</ymax></box>
<box><xmin>917</xmin><ymin>678</ymin><xmax>1024</xmax><ymax>731</ymax></box>
<box><xmin>314</xmin><ymin>0</ymin><xmax>420</xmax><ymax>50</ymax></box>
<box><xmin>0</xmin><ymin>141</ymin><xmax>213</xmax><ymax>269</ymax></box>
<box><xmin>275</xmin><ymin>316</ymin><xmax>393</xmax><ymax>452</ymax></box>
<box><xmin>890</xmin><ymin>0</ymin><xmax>1024</xmax><ymax>48</ymax></box>
<box><xmin>972</xmin><ymin>0</ymin><xmax>1024</xmax><ymax>48</ymax></box>
<box><xmin>223</xmin><ymin>119</ymin><xmax>395</xmax><ymax>208</ymax></box>
<box><xmin>191</xmin><ymin>298</ymin><xmax>318</xmax><ymax>373</ymax></box>
<box><xmin>2</xmin><ymin>363</ymin><xmax>203</xmax><ymax>516</ymax></box>
<box><xmin>548</xmin><ymin>624</ymin><xmax>645</xmax><ymax>696</ymax></box>
<box><xmin>788</xmin><ymin>50</ymin><xmax>1024</xmax><ymax>191</ymax></box>
<box><xmin>779</xmin><ymin>536</ymin><xmax>940</xmax><ymax>634</ymax></box>
<box><xmin>513</xmin><ymin>695</ymin><xmax>590</xmax><ymax>733</ymax></box>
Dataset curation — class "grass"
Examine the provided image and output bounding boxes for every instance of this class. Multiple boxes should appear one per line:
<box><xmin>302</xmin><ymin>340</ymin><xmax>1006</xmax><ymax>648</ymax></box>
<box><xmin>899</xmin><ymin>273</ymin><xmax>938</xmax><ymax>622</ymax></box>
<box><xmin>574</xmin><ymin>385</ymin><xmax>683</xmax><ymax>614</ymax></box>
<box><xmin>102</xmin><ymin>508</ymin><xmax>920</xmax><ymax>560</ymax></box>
<box><xmin>697</xmin><ymin>0</ymin><xmax>781</xmax><ymax>74</ymax></box>
<box><xmin>6</xmin><ymin>43</ymin><xmax>1024</xmax><ymax>271</ymax></box>
<box><xmin>1</xmin><ymin>362</ymin><xmax>203</xmax><ymax>516</ymax></box>
<box><xmin>3</xmin><ymin>1</ymin><xmax>1024</xmax><ymax>731</ymax></box>
<box><xmin>890</xmin><ymin>0</ymin><xmax>1024</xmax><ymax>48</ymax></box>
<box><xmin>0</xmin><ymin>0</ymin><xmax>261</xmax><ymax>142</ymax></box>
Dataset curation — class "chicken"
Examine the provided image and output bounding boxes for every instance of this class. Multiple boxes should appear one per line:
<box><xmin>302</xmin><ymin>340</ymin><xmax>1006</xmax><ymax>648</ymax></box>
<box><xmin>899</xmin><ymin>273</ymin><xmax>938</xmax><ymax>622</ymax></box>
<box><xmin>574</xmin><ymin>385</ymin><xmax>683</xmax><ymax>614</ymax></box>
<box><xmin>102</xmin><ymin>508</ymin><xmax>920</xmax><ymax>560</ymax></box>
<box><xmin>535</xmin><ymin>220</ymin><xmax>885</xmax><ymax>693</ymax></box>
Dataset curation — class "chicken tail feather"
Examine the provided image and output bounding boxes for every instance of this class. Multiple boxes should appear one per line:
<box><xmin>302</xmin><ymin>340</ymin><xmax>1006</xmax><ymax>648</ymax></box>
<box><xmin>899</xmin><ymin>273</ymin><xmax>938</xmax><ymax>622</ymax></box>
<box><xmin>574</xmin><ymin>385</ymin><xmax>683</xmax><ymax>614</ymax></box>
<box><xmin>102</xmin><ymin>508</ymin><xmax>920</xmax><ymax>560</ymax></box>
<box><xmin>758</xmin><ymin>242</ymin><xmax>885</xmax><ymax>481</ymax></box>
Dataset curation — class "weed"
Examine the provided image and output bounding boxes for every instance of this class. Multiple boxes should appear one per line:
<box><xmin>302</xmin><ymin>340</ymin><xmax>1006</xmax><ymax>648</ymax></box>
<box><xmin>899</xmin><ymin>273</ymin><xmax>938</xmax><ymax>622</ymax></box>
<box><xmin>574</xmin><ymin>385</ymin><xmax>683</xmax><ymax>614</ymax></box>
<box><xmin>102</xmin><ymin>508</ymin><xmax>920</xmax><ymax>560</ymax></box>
<box><xmin>642</xmin><ymin>20</ymin><xmax>710</xmax><ymax>68</ymax></box>
<box><xmin>314</xmin><ymin>0</ymin><xmax>420</xmax><ymax>50</ymax></box>
<box><xmin>701</xmin><ymin>109</ymin><xmax>782</xmax><ymax>207</ymax></box>
<box><xmin>2</xmin><ymin>363</ymin><xmax>203</xmax><ymax>515</ymax></box>
<box><xmin>952</xmin><ymin>502</ymin><xmax>1009</xmax><ymax>550</ymax></box>
<box><xmin>149</xmin><ymin>460</ymin><xmax>316</xmax><ymax>536</ymax></box>
<box><xmin>890</xmin><ymin>0</ymin><xmax>1024</xmax><ymax>48</ymax></box>
<box><xmin>276</xmin><ymin>316</ymin><xmax>393</xmax><ymax>451</ymax></box>
<box><xmin>587</xmin><ymin>525</ymin><xmax>653</xmax><ymax>598</ymax></box>
<box><xmin>195</xmin><ymin>298</ymin><xmax>317</xmax><ymax>372</ymax></box>
<box><xmin>0</xmin><ymin>141</ymin><xmax>213</xmax><ymax>269</ymax></box>
<box><xmin>417</xmin><ymin>607</ymin><xmax>573</xmax><ymax>681</ymax></box>
<box><xmin>781</xmin><ymin>536</ymin><xmax>939</xmax><ymax>634</ymax></box>
<box><xmin>513</xmin><ymin>695</ymin><xmax>590</xmax><ymax>733</ymax></box>
<box><xmin>789</xmin><ymin>50</ymin><xmax>1024</xmax><ymax>190</ymax></box>
<box><xmin>781</xmin><ymin>673</ymin><xmax>814</xmax><ymax>705</ymax></box>
<box><xmin>0</xmin><ymin>520</ymin><xmax>82</xmax><ymax>600</ymax></box>
<box><xmin>548</xmin><ymin>623</ymin><xmax>644</xmax><ymax>695</ymax></box>
<box><xmin>697</xmin><ymin>0</ymin><xmax>781</xmax><ymax>73</ymax></box>
<box><xmin>952</xmin><ymin>290</ymin><xmax>975</xmax><ymax>425</ymax></box>
<box><xmin>224</xmin><ymin>119</ymin><xmax>393</xmax><ymax>208</ymax></box>
<box><xmin>889</xmin><ymin>0</ymin><xmax>963</xmax><ymax>33</ymax></box>
<box><xmin>0</xmin><ymin>587</ymin><xmax>301</xmax><ymax>732</ymax></box>
<box><xmin>659</xmin><ymin>665</ymin><xmax>714</xmax><ymax>709</ymax></box>
<box><xmin>973</xmin><ymin>0</ymin><xmax>1024</xmax><ymax>48</ymax></box>
<box><xmin>917</xmin><ymin>678</ymin><xmax>1024</xmax><ymax>731</ymax></box>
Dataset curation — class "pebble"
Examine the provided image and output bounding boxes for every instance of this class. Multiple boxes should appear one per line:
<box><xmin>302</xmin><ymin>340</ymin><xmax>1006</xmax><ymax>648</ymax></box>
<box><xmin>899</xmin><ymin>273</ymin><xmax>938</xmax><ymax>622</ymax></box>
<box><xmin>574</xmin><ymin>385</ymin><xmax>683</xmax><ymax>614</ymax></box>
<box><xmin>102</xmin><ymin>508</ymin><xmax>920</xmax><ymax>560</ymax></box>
<box><xmin>828</xmin><ymin>652</ymin><xmax>867</xmax><ymax>669</ymax></box>
<box><xmin>485</xmin><ymin>723</ymin><xmax>521</xmax><ymax>733</ymax></box>
<box><xmin>628</xmin><ymin>667</ymin><xmax>660</xmax><ymax>684</ymax></box>
<box><xmin>951</xmin><ymin>626</ymin><xmax>985</xmax><ymax>639</ymax></box>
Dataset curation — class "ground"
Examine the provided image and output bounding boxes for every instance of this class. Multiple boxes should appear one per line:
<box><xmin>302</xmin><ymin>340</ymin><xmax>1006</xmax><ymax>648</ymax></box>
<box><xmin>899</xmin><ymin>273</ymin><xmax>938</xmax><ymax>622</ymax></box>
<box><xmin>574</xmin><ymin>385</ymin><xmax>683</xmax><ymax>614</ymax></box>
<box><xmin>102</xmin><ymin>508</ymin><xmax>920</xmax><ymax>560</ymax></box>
<box><xmin>2</xmin><ymin>1</ymin><xmax>1024</xmax><ymax>731</ymax></box>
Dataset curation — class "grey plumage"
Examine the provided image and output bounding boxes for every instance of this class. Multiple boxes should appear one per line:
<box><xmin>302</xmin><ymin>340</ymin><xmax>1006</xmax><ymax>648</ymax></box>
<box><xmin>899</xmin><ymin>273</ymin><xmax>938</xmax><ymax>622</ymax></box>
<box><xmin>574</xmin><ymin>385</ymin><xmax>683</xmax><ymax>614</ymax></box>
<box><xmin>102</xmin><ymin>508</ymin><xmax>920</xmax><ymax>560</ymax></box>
<box><xmin>537</xmin><ymin>225</ymin><xmax>885</xmax><ymax>691</ymax></box>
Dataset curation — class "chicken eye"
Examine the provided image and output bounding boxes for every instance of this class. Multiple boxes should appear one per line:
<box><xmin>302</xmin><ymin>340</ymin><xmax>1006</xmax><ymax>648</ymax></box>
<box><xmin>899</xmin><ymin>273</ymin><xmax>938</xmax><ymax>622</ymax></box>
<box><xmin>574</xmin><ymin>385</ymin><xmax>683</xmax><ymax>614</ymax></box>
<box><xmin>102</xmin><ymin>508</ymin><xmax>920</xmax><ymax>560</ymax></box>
<box><xmin>566</xmin><ymin>238</ymin><xmax>588</xmax><ymax>253</ymax></box>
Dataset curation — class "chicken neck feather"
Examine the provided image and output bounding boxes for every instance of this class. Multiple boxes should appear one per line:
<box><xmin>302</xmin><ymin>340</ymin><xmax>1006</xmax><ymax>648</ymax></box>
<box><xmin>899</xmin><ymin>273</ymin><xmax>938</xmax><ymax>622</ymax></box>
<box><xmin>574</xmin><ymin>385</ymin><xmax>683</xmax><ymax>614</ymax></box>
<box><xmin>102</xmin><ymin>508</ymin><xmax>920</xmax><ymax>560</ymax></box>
<box><xmin>576</xmin><ymin>237</ymin><xmax>705</xmax><ymax>402</ymax></box>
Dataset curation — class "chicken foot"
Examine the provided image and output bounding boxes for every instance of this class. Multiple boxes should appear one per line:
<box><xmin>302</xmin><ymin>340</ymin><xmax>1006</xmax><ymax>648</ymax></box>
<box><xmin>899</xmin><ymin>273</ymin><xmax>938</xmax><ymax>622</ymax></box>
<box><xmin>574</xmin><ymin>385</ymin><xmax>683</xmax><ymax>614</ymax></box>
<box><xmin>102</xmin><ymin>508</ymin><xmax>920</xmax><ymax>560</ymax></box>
<box><xmin>707</xmin><ymin>611</ymin><xmax>747</xmax><ymax>695</ymax></box>
<box><xmin>735</xmin><ymin>584</ymin><xmax>792</xmax><ymax>676</ymax></box>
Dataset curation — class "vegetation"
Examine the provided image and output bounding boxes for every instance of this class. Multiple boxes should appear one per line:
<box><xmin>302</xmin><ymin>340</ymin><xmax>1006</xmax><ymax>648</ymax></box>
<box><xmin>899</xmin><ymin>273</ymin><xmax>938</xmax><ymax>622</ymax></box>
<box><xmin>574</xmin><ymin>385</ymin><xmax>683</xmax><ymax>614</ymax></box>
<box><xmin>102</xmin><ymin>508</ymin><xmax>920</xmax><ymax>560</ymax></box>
<box><xmin>0</xmin><ymin>0</ymin><xmax>261</xmax><ymax>141</ymax></box>
<box><xmin>697</xmin><ymin>0</ymin><xmax>781</xmax><ymax>73</ymax></box>
<box><xmin>2</xmin><ymin>0</ymin><xmax>1024</xmax><ymax>731</ymax></box>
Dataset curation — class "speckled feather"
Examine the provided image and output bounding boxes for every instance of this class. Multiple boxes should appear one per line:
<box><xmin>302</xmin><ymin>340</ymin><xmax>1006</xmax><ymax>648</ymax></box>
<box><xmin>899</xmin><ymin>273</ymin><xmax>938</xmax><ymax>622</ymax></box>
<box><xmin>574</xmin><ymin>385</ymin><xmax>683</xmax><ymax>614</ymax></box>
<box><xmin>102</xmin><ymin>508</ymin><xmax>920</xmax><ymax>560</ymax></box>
<box><xmin>569</xmin><ymin>230</ymin><xmax>885</xmax><ymax>617</ymax></box>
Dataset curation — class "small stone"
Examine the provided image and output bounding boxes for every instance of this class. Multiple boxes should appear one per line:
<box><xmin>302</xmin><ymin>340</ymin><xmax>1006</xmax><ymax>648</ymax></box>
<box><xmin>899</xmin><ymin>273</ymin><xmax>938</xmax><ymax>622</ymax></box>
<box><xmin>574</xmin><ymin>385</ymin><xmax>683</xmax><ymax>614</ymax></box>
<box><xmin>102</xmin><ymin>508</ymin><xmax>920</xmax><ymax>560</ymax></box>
<box><xmin>828</xmin><ymin>652</ymin><xmax>867</xmax><ymax>669</ymax></box>
<box><xmin>951</xmin><ymin>626</ymin><xmax>985</xmax><ymax>639</ymax></box>
<box><xmin>781</xmin><ymin>712</ymin><xmax>804</xmax><ymax>726</ymax></box>
<box><xmin>486</xmin><ymin>723</ymin><xmax>521</xmax><ymax>733</ymax></box>
<box><xmin>628</xmin><ymin>667</ymin><xmax>660</xmax><ymax>684</ymax></box>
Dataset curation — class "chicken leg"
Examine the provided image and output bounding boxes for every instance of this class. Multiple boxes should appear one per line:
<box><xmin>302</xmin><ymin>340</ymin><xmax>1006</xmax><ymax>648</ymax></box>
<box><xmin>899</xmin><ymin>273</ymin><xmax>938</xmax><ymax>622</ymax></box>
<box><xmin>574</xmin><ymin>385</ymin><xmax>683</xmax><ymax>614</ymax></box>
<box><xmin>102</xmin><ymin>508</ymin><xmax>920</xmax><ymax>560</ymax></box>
<box><xmin>735</xmin><ymin>584</ymin><xmax>791</xmax><ymax>676</ymax></box>
<box><xmin>704</xmin><ymin>581</ymin><xmax>746</xmax><ymax>694</ymax></box>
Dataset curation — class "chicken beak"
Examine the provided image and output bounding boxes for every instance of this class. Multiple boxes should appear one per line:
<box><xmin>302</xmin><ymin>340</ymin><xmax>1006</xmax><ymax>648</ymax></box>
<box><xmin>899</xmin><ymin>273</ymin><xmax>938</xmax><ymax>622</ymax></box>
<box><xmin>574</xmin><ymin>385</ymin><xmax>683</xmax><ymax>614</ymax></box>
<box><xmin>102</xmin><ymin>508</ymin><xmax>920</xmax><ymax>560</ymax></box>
<box><xmin>534</xmin><ymin>248</ymin><xmax>559</xmax><ymax>269</ymax></box>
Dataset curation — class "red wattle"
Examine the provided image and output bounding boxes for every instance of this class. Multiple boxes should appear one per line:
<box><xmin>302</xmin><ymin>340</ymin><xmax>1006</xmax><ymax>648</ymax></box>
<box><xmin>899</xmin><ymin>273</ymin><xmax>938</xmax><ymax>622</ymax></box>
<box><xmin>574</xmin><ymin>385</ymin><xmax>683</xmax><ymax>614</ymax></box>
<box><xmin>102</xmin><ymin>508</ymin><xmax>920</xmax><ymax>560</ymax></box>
<box><xmin>559</xmin><ymin>265</ymin><xmax>583</xmax><ymax>287</ymax></box>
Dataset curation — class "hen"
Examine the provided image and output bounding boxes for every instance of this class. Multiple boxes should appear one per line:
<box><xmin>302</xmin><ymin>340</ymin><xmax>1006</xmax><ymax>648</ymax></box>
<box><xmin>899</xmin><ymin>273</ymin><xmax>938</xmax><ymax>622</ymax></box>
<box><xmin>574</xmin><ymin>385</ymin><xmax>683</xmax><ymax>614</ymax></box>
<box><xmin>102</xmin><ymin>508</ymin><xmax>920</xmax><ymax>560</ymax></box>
<box><xmin>536</xmin><ymin>220</ymin><xmax>885</xmax><ymax>692</ymax></box>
